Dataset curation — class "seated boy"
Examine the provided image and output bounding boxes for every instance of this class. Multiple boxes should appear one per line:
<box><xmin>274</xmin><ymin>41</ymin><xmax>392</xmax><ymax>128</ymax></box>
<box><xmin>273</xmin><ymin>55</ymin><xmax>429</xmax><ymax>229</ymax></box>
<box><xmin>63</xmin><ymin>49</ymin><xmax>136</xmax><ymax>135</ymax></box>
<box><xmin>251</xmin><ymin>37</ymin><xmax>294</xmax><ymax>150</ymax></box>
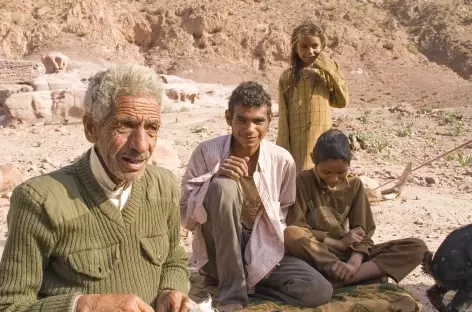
<box><xmin>284</xmin><ymin>129</ymin><xmax>428</xmax><ymax>287</ymax></box>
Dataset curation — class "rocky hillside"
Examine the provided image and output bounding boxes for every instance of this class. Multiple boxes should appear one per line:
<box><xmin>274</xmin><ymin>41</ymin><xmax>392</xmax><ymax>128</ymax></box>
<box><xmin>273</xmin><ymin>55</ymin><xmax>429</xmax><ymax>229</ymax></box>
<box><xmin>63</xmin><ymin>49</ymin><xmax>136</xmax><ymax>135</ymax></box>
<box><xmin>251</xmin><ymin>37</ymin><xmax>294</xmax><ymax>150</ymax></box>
<box><xmin>1</xmin><ymin>0</ymin><xmax>471</xmax><ymax>107</ymax></box>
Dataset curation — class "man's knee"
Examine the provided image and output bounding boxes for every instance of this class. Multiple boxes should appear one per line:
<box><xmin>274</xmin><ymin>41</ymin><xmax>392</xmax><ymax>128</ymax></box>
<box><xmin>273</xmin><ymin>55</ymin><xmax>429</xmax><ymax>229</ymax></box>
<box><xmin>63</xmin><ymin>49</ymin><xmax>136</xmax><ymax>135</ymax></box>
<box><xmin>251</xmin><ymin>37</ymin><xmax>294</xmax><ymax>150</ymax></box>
<box><xmin>207</xmin><ymin>177</ymin><xmax>238</xmax><ymax>198</ymax></box>
<box><xmin>284</xmin><ymin>257</ymin><xmax>333</xmax><ymax>307</ymax></box>
<box><xmin>292</xmin><ymin>272</ymin><xmax>333</xmax><ymax>307</ymax></box>
<box><xmin>204</xmin><ymin>177</ymin><xmax>239</xmax><ymax>213</ymax></box>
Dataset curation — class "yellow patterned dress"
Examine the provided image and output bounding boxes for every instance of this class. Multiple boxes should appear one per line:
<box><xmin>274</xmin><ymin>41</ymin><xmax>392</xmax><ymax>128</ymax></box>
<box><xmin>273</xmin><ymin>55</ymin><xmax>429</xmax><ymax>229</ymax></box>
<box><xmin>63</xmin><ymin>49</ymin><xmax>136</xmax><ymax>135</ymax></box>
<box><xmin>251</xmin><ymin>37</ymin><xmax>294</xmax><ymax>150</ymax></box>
<box><xmin>276</xmin><ymin>53</ymin><xmax>349</xmax><ymax>173</ymax></box>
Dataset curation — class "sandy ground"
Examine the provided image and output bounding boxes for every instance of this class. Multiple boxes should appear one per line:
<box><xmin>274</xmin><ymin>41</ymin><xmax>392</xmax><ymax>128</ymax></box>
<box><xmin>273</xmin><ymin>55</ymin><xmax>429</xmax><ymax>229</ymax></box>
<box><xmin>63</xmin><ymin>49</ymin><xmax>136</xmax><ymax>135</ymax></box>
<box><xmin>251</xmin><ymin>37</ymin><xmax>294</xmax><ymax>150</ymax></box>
<box><xmin>1</xmin><ymin>103</ymin><xmax>472</xmax><ymax>311</ymax></box>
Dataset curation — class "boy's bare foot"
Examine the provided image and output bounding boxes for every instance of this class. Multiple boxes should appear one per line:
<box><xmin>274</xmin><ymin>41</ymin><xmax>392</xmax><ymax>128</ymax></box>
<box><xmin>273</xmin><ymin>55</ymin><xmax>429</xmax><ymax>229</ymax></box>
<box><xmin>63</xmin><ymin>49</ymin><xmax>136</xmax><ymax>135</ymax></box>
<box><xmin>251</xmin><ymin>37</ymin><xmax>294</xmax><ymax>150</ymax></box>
<box><xmin>215</xmin><ymin>303</ymin><xmax>244</xmax><ymax>312</ymax></box>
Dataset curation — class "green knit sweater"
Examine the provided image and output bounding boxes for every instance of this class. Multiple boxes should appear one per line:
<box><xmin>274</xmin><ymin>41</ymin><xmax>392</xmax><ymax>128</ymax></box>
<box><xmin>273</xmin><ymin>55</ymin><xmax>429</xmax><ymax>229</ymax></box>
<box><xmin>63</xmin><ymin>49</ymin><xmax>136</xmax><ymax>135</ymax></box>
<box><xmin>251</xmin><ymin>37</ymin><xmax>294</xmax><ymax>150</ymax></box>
<box><xmin>0</xmin><ymin>150</ymin><xmax>189</xmax><ymax>312</ymax></box>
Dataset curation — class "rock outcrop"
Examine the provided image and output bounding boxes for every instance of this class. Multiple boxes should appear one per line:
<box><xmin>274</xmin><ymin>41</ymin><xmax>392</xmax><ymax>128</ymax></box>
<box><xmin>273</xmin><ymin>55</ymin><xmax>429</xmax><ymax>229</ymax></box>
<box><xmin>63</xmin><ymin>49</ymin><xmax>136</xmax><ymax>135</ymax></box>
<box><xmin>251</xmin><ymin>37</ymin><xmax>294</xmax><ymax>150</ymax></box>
<box><xmin>4</xmin><ymin>90</ymin><xmax>85</xmax><ymax>124</ymax></box>
<box><xmin>0</xmin><ymin>60</ymin><xmax>45</xmax><ymax>84</ymax></box>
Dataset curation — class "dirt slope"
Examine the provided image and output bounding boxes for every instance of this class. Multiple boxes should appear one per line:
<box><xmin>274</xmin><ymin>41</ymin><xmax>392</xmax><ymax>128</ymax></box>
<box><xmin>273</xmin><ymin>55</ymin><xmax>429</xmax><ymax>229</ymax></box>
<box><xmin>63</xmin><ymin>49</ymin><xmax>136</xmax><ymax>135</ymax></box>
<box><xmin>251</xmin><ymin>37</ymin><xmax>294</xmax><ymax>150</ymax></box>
<box><xmin>1</xmin><ymin>0</ymin><xmax>471</xmax><ymax>108</ymax></box>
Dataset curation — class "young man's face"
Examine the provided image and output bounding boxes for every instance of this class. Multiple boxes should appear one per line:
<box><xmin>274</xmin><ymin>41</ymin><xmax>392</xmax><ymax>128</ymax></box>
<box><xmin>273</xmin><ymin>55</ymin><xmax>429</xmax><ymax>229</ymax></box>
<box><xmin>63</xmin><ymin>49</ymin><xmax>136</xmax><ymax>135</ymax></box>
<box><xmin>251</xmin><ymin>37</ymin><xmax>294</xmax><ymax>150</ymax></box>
<box><xmin>226</xmin><ymin>103</ymin><xmax>270</xmax><ymax>151</ymax></box>
<box><xmin>315</xmin><ymin>159</ymin><xmax>349</xmax><ymax>188</ymax></box>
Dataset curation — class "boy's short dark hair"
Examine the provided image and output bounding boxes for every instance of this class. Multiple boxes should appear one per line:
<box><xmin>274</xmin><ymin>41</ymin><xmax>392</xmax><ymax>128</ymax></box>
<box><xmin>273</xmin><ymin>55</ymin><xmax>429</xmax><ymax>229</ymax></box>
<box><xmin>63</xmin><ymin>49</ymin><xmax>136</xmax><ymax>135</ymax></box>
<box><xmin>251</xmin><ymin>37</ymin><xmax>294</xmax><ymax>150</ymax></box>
<box><xmin>313</xmin><ymin>129</ymin><xmax>352</xmax><ymax>164</ymax></box>
<box><xmin>228</xmin><ymin>81</ymin><xmax>272</xmax><ymax>116</ymax></box>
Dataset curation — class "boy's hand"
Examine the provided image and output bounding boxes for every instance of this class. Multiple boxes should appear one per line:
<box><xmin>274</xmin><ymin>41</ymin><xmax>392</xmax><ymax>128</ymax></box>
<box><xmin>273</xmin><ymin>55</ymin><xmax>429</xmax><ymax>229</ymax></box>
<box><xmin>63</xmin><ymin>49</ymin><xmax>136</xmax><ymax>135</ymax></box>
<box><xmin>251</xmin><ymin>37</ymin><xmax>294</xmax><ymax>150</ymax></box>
<box><xmin>329</xmin><ymin>261</ymin><xmax>359</xmax><ymax>281</ymax></box>
<box><xmin>341</xmin><ymin>227</ymin><xmax>365</xmax><ymax>251</ymax></box>
<box><xmin>217</xmin><ymin>156</ymin><xmax>249</xmax><ymax>180</ymax></box>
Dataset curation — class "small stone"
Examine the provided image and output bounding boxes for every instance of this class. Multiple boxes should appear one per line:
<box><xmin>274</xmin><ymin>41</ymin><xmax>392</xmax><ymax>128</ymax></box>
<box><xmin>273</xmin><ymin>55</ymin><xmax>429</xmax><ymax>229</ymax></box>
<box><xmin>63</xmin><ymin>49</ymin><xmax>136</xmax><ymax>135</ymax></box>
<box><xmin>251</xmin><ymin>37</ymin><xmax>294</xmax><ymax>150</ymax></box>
<box><xmin>1</xmin><ymin>192</ymin><xmax>12</xmax><ymax>199</ymax></box>
<box><xmin>425</xmin><ymin>177</ymin><xmax>436</xmax><ymax>184</ymax></box>
<box><xmin>460</xmin><ymin>185</ymin><xmax>471</xmax><ymax>191</ymax></box>
<box><xmin>33</xmin><ymin>142</ymin><xmax>42</xmax><ymax>147</ymax></box>
<box><xmin>191</xmin><ymin>126</ymin><xmax>208</xmax><ymax>133</ymax></box>
<box><xmin>413</xmin><ymin>220</ymin><xmax>424</xmax><ymax>225</ymax></box>
<box><xmin>42</xmin><ymin>158</ymin><xmax>52</xmax><ymax>164</ymax></box>
<box><xmin>55</xmin><ymin>126</ymin><xmax>68</xmax><ymax>134</ymax></box>
<box><xmin>31</xmin><ymin>127</ymin><xmax>45</xmax><ymax>134</ymax></box>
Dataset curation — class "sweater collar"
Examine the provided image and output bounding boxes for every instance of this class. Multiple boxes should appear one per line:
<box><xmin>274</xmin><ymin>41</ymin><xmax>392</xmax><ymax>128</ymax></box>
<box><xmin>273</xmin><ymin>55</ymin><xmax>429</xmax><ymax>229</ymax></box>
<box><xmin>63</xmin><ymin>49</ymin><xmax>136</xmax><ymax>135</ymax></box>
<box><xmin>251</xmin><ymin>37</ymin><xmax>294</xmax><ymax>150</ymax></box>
<box><xmin>73</xmin><ymin>149</ymin><xmax>144</xmax><ymax>226</ymax></box>
<box><xmin>89</xmin><ymin>146</ymin><xmax>132</xmax><ymax>194</ymax></box>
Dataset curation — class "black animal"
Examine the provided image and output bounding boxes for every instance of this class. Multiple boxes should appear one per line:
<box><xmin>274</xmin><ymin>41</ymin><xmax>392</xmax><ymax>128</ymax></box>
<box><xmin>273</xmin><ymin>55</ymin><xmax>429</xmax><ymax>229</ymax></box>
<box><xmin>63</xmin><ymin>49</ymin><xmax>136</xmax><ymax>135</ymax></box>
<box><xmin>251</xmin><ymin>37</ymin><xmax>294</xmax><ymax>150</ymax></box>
<box><xmin>422</xmin><ymin>224</ymin><xmax>472</xmax><ymax>312</ymax></box>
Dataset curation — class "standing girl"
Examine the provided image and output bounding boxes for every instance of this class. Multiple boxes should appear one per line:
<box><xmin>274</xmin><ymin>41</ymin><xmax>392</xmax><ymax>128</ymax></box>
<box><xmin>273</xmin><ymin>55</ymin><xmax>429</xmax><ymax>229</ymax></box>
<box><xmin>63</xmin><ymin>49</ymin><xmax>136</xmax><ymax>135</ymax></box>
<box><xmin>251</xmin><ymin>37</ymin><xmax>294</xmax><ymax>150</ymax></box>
<box><xmin>276</xmin><ymin>22</ymin><xmax>349</xmax><ymax>173</ymax></box>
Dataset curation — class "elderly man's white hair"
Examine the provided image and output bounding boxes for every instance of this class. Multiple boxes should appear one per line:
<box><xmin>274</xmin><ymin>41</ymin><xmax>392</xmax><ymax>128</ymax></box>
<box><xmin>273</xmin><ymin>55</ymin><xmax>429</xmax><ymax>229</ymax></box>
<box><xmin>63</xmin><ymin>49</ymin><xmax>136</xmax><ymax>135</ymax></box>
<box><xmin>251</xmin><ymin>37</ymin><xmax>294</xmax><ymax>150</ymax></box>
<box><xmin>84</xmin><ymin>63</ymin><xmax>163</xmax><ymax>124</ymax></box>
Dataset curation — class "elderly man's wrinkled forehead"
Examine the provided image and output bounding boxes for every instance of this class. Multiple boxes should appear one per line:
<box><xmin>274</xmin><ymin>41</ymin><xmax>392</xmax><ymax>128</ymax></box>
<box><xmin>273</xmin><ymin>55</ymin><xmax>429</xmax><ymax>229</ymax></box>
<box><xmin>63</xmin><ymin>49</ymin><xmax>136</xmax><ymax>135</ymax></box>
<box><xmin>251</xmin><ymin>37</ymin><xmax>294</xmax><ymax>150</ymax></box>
<box><xmin>107</xmin><ymin>95</ymin><xmax>161</xmax><ymax>125</ymax></box>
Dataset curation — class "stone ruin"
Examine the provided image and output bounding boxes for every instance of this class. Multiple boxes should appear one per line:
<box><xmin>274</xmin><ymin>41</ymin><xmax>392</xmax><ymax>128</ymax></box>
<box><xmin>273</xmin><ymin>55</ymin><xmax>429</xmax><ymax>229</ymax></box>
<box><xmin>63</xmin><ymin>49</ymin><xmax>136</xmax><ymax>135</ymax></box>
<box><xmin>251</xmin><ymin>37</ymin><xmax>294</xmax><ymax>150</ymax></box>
<box><xmin>0</xmin><ymin>54</ymin><xmax>230</xmax><ymax>126</ymax></box>
<box><xmin>41</xmin><ymin>52</ymin><xmax>69</xmax><ymax>74</ymax></box>
<box><xmin>0</xmin><ymin>54</ymin><xmax>86</xmax><ymax>126</ymax></box>
<box><xmin>0</xmin><ymin>60</ymin><xmax>45</xmax><ymax>84</ymax></box>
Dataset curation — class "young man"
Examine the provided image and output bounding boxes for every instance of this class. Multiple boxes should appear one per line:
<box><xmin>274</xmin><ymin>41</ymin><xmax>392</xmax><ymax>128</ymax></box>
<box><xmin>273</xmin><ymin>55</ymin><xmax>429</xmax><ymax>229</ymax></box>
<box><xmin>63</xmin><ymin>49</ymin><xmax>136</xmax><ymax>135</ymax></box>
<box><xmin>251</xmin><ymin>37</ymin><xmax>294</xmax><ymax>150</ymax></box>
<box><xmin>284</xmin><ymin>129</ymin><xmax>428</xmax><ymax>287</ymax></box>
<box><xmin>180</xmin><ymin>82</ymin><xmax>332</xmax><ymax>312</ymax></box>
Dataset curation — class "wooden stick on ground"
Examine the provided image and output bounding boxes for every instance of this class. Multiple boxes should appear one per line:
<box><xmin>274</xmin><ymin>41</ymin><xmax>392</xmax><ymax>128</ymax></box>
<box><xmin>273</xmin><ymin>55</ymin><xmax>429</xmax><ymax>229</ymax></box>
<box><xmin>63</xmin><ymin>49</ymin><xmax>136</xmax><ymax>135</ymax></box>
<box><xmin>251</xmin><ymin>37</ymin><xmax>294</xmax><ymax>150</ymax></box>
<box><xmin>374</xmin><ymin>139</ymin><xmax>472</xmax><ymax>192</ymax></box>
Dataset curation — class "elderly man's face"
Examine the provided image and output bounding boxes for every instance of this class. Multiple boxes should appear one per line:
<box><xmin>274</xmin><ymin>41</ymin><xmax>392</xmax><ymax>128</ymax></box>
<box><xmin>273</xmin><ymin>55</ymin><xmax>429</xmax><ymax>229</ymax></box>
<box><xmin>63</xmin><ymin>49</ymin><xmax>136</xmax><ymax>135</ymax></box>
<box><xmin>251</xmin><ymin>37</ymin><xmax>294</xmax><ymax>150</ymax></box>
<box><xmin>85</xmin><ymin>95</ymin><xmax>161</xmax><ymax>184</ymax></box>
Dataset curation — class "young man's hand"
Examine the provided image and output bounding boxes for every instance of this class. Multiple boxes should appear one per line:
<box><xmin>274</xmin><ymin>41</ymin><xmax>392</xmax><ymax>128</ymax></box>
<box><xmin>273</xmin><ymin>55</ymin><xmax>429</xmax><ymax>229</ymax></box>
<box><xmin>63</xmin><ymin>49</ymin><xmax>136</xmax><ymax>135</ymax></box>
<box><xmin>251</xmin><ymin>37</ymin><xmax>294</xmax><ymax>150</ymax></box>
<box><xmin>217</xmin><ymin>156</ymin><xmax>249</xmax><ymax>180</ymax></box>
<box><xmin>341</xmin><ymin>227</ymin><xmax>365</xmax><ymax>251</ymax></box>
<box><xmin>156</xmin><ymin>290</ymin><xmax>194</xmax><ymax>312</ymax></box>
<box><xmin>329</xmin><ymin>261</ymin><xmax>359</xmax><ymax>281</ymax></box>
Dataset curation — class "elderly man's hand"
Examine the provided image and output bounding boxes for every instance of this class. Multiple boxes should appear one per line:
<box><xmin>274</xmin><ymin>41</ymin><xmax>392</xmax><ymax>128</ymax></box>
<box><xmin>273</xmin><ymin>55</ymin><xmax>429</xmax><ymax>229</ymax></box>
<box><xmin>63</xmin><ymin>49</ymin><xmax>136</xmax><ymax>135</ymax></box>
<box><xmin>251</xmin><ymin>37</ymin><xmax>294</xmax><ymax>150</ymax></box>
<box><xmin>76</xmin><ymin>294</ymin><xmax>154</xmax><ymax>312</ymax></box>
<box><xmin>156</xmin><ymin>290</ymin><xmax>194</xmax><ymax>312</ymax></box>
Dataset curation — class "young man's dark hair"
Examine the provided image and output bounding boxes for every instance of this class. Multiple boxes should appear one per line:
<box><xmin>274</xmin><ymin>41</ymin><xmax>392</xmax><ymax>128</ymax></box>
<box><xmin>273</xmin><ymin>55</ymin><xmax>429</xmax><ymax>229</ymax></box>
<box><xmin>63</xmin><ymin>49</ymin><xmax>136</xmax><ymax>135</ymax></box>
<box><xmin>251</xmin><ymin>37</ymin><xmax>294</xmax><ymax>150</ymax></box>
<box><xmin>228</xmin><ymin>81</ymin><xmax>272</xmax><ymax>116</ymax></box>
<box><xmin>313</xmin><ymin>129</ymin><xmax>351</xmax><ymax>165</ymax></box>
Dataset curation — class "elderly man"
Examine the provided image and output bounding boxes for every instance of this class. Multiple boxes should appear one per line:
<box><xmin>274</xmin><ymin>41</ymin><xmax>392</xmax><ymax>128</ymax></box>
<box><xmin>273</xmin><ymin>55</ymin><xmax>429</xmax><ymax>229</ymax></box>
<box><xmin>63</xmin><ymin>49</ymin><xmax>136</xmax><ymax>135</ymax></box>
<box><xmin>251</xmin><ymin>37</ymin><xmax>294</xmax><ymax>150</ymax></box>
<box><xmin>181</xmin><ymin>81</ymin><xmax>332</xmax><ymax>312</ymax></box>
<box><xmin>0</xmin><ymin>64</ymin><xmax>190</xmax><ymax>312</ymax></box>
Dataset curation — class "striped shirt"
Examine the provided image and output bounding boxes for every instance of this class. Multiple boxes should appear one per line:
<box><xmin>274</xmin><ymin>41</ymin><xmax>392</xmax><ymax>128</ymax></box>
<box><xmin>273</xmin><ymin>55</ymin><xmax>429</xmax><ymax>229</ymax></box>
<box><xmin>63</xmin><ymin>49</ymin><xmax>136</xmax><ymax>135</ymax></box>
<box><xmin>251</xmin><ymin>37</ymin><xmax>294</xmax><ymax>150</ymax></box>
<box><xmin>180</xmin><ymin>135</ymin><xmax>296</xmax><ymax>289</ymax></box>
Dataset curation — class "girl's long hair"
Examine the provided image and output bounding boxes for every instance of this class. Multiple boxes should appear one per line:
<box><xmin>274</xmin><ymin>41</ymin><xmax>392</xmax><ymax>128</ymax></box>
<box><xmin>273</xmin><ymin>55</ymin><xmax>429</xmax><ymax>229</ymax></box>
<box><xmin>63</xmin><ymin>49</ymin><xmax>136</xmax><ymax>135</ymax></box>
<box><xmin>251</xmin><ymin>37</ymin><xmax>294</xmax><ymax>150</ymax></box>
<box><xmin>289</xmin><ymin>22</ymin><xmax>327</xmax><ymax>89</ymax></box>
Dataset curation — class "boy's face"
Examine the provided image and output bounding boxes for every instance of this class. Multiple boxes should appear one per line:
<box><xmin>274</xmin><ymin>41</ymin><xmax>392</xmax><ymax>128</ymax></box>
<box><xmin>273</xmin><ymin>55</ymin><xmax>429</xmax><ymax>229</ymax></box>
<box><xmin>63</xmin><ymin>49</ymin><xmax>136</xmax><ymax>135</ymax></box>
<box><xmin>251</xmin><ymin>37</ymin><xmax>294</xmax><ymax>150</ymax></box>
<box><xmin>314</xmin><ymin>159</ymin><xmax>349</xmax><ymax>188</ymax></box>
<box><xmin>225</xmin><ymin>103</ymin><xmax>270</xmax><ymax>152</ymax></box>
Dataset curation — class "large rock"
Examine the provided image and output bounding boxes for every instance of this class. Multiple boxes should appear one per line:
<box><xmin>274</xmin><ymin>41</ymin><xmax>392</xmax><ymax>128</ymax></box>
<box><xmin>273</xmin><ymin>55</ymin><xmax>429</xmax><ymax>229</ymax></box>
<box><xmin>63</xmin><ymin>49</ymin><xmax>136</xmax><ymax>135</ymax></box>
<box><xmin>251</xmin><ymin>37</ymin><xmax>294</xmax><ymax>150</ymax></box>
<box><xmin>0</xmin><ymin>84</ymin><xmax>34</xmax><ymax>105</ymax></box>
<box><xmin>41</xmin><ymin>52</ymin><xmax>69</xmax><ymax>74</ymax></box>
<box><xmin>4</xmin><ymin>90</ymin><xmax>85</xmax><ymax>124</ymax></box>
<box><xmin>148</xmin><ymin>139</ymin><xmax>182</xmax><ymax>171</ymax></box>
<box><xmin>0</xmin><ymin>60</ymin><xmax>46</xmax><ymax>84</ymax></box>
<box><xmin>32</xmin><ymin>73</ymin><xmax>86</xmax><ymax>91</ymax></box>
